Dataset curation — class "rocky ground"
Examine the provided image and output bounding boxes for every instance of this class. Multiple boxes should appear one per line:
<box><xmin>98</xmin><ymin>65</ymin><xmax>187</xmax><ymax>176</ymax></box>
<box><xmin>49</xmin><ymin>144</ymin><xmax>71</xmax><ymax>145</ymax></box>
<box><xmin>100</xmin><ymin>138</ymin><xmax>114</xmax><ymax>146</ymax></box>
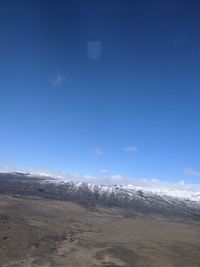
<box><xmin>0</xmin><ymin>193</ymin><xmax>200</xmax><ymax>267</ymax></box>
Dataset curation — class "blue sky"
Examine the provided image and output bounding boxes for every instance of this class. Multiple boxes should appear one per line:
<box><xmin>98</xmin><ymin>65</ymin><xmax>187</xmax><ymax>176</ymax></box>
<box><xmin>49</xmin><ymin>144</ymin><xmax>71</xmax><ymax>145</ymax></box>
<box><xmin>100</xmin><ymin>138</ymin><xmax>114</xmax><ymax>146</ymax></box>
<box><xmin>1</xmin><ymin>0</ymin><xmax>200</xmax><ymax>186</ymax></box>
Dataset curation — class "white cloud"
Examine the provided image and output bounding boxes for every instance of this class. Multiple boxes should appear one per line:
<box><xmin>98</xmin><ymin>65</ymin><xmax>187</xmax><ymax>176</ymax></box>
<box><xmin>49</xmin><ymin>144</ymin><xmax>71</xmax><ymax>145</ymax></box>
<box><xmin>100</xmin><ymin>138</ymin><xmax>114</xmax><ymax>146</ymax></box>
<box><xmin>183</xmin><ymin>168</ymin><xmax>200</xmax><ymax>177</ymax></box>
<box><xmin>95</xmin><ymin>147</ymin><xmax>103</xmax><ymax>157</ymax></box>
<box><xmin>100</xmin><ymin>169</ymin><xmax>108</xmax><ymax>175</ymax></box>
<box><xmin>123</xmin><ymin>146</ymin><xmax>139</xmax><ymax>153</ymax></box>
<box><xmin>179</xmin><ymin>180</ymin><xmax>185</xmax><ymax>186</ymax></box>
<box><xmin>110</xmin><ymin>174</ymin><xmax>123</xmax><ymax>182</ymax></box>
<box><xmin>0</xmin><ymin>164</ymin><xmax>27</xmax><ymax>174</ymax></box>
<box><xmin>50</xmin><ymin>72</ymin><xmax>69</xmax><ymax>87</ymax></box>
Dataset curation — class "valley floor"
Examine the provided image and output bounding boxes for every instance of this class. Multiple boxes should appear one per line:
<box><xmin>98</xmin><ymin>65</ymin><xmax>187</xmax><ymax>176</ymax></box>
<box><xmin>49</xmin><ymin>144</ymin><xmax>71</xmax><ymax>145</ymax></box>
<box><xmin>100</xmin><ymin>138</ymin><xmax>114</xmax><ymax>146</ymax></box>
<box><xmin>0</xmin><ymin>194</ymin><xmax>200</xmax><ymax>267</ymax></box>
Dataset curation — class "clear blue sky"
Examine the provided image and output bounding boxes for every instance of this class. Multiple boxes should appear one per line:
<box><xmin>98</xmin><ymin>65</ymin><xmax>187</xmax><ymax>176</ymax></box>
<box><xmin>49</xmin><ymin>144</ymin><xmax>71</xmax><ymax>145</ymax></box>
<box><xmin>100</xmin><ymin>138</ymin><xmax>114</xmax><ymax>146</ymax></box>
<box><xmin>1</xmin><ymin>0</ymin><xmax>200</xmax><ymax>184</ymax></box>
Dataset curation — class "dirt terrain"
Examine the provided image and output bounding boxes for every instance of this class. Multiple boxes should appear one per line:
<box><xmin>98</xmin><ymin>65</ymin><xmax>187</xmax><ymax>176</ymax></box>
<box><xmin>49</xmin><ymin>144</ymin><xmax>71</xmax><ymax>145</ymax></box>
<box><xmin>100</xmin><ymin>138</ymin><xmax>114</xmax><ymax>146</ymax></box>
<box><xmin>0</xmin><ymin>193</ymin><xmax>200</xmax><ymax>267</ymax></box>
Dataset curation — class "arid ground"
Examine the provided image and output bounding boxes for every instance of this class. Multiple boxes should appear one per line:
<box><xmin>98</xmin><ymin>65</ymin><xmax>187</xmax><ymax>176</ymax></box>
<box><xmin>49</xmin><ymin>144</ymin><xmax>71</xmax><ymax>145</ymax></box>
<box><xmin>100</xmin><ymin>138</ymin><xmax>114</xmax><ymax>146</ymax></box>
<box><xmin>0</xmin><ymin>193</ymin><xmax>200</xmax><ymax>267</ymax></box>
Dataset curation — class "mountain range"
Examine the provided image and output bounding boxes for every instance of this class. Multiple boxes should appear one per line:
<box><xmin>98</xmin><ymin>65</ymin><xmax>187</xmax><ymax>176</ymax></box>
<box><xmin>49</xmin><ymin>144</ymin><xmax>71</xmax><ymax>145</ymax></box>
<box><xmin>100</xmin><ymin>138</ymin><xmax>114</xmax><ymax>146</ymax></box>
<box><xmin>0</xmin><ymin>172</ymin><xmax>200</xmax><ymax>220</ymax></box>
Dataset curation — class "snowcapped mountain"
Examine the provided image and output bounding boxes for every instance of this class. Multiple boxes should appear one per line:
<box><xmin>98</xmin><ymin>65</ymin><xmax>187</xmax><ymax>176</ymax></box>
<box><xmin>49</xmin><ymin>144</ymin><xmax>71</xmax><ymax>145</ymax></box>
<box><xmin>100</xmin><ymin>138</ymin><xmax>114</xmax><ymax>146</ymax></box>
<box><xmin>0</xmin><ymin>172</ymin><xmax>200</xmax><ymax>219</ymax></box>
<box><xmin>40</xmin><ymin>174</ymin><xmax>200</xmax><ymax>202</ymax></box>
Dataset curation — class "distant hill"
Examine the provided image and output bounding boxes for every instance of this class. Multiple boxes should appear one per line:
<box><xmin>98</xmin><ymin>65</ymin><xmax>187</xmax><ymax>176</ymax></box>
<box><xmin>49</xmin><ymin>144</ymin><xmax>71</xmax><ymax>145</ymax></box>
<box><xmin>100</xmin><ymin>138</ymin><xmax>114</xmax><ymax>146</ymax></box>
<box><xmin>0</xmin><ymin>172</ymin><xmax>200</xmax><ymax>220</ymax></box>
